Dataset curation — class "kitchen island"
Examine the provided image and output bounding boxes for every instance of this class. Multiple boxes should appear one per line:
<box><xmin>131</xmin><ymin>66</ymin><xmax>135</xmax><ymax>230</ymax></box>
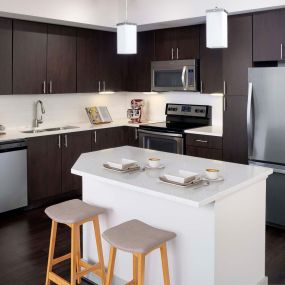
<box><xmin>72</xmin><ymin>146</ymin><xmax>272</xmax><ymax>285</ymax></box>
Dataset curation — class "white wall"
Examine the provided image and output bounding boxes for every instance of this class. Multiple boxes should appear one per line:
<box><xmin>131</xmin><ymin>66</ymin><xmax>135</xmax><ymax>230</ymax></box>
<box><xmin>0</xmin><ymin>92</ymin><xmax>223</xmax><ymax>129</ymax></box>
<box><xmin>0</xmin><ymin>0</ymin><xmax>284</xmax><ymax>30</ymax></box>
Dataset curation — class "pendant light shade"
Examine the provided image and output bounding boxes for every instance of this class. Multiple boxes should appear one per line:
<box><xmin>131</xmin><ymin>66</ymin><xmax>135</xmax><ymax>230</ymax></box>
<box><xmin>117</xmin><ymin>0</ymin><xmax>137</xmax><ymax>54</ymax></box>
<box><xmin>206</xmin><ymin>8</ymin><xmax>228</xmax><ymax>48</ymax></box>
<box><xmin>117</xmin><ymin>23</ymin><xmax>137</xmax><ymax>54</ymax></box>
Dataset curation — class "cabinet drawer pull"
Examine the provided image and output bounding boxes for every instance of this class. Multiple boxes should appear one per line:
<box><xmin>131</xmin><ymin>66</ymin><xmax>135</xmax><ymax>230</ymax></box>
<box><xmin>195</xmin><ymin>139</ymin><xmax>208</xmax><ymax>143</ymax></box>
<box><xmin>98</xmin><ymin>81</ymin><xmax>101</xmax><ymax>92</ymax></box>
<box><xmin>64</xmin><ymin>135</ymin><xmax>68</xmax><ymax>148</ymax></box>
<box><xmin>281</xmin><ymin>43</ymin><xmax>284</xmax><ymax>60</ymax></box>
<box><xmin>49</xmin><ymin>81</ymin><xmax>53</xmax><ymax>94</ymax></box>
<box><xmin>176</xmin><ymin>48</ymin><xmax>179</xmax><ymax>60</ymax></box>
<box><xmin>43</xmin><ymin>81</ymin><xmax>46</xmax><ymax>94</ymax></box>
<box><xmin>135</xmin><ymin>128</ymin><xmax>138</xmax><ymax>140</ymax></box>
<box><xmin>58</xmin><ymin>135</ymin><xmax>61</xmax><ymax>149</ymax></box>
<box><xmin>223</xmin><ymin>81</ymin><xmax>226</xmax><ymax>95</ymax></box>
<box><xmin>171</xmin><ymin>48</ymin><xmax>174</xmax><ymax>60</ymax></box>
<box><xmin>94</xmin><ymin>131</ymin><xmax>97</xmax><ymax>143</ymax></box>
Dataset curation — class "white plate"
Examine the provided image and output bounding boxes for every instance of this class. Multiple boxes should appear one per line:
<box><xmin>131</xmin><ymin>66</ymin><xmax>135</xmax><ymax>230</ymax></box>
<box><xmin>106</xmin><ymin>159</ymin><xmax>138</xmax><ymax>170</ymax></box>
<box><xmin>159</xmin><ymin>176</ymin><xmax>208</xmax><ymax>188</ymax></box>
<box><xmin>144</xmin><ymin>164</ymin><xmax>165</xmax><ymax>169</ymax></box>
<box><xmin>202</xmin><ymin>175</ymin><xmax>224</xmax><ymax>182</ymax></box>
<box><xmin>164</xmin><ymin>170</ymin><xmax>198</xmax><ymax>184</ymax></box>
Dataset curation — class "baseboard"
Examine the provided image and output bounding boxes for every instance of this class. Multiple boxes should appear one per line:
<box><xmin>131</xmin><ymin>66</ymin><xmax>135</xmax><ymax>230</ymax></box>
<box><xmin>256</xmin><ymin>276</ymin><xmax>268</xmax><ymax>285</ymax></box>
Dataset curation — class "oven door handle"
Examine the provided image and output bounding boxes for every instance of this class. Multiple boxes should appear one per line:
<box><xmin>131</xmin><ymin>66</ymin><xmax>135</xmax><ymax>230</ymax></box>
<box><xmin>138</xmin><ymin>129</ymin><xmax>183</xmax><ymax>138</ymax></box>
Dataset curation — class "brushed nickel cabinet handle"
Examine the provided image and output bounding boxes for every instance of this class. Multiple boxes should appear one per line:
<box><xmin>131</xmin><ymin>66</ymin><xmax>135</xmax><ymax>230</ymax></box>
<box><xmin>200</xmin><ymin>81</ymin><xmax>203</xmax><ymax>93</ymax></box>
<box><xmin>43</xmin><ymin>81</ymin><xmax>46</xmax><ymax>94</ymax></box>
<box><xmin>135</xmin><ymin>128</ymin><xmax>138</xmax><ymax>140</ymax></box>
<box><xmin>171</xmin><ymin>48</ymin><xmax>174</xmax><ymax>60</ymax></box>
<box><xmin>281</xmin><ymin>43</ymin><xmax>283</xmax><ymax>60</ymax></box>
<box><xmin>223</xmin><ymin>81</ymin><xmax>226</xmax><ymax>95</ymax></box>
<box><xmin>58</xmin><ymin>135</ymin><xmax>61</xmax><ymax>149</ymax></box>
<box><xmin>195</xmin><ymin>139</ymin><xmax>208</xmax><ymax>143</ymax></box>
<box><xmin>223</xmin><ymin>96</ymin><xmax>227</xmax><ymax>112</ymax></box>
<box><xmin>49</xmin><ymin>81</ymin><xmax>53</xmax><ymax>94</ymax></box>
<box><xmin>98</xmin><ymin>81</ymin><xmax>101</xmax><ymax>92</ymax></box>
<box><xmin>64</xmin><ymin>135</ymin><xmax>68</xmax><ymax>148</ymax></box>
<box><xmin>176</xmin><ymin>48</ymin><xmax>179</xmax><ymax>60</ymax></box>
<box><xmin>94</xmin><ymin>131</ymin><xmax>97</xmax><ymax>143</ymax></box>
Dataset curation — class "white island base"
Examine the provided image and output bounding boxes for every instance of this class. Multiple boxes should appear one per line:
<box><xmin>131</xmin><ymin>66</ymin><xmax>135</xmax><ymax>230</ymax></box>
<box><xmin>72</xmin><ymin>146</ymin><xmax>272</xmax><ymax>285</ymax></box>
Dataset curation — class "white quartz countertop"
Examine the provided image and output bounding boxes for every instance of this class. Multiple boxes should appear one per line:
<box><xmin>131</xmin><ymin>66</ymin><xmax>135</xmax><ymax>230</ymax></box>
<box><xmin>0</xmin><ymin>120</ymin><xmax>147</xmax><ymax>143</ymax></box>
<box><xmin>72</xmin><ymin>146</ymin><xmax>272</xmax><ymax>208</ymax></box>
<box><xmin>184</xmin><ymin>125</ymin><xmax>223</xmax><ymax>137</ymax></box>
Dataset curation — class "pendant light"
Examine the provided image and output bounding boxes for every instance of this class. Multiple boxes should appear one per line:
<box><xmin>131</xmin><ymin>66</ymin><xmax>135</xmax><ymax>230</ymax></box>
<box><xmin>206</xmin><ymin>8</ymin><xmax>228</xmax><ymax>48</ymax></box>
<box><xmin>117</xmin><ymin>0</ymin><xmax>137</xmax><ymax>54</ymax></box>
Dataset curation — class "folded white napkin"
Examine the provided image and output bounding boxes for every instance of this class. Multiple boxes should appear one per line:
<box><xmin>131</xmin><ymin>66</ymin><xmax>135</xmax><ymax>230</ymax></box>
<box><xmin>107</xmin><ymin>159</ymin><xmax>138</xmax><ymax>170</ymax></box>
<box><xmin>164</xmin><ymin>170</ymin><xmax>198</xmax><ymax>184</ymax></box>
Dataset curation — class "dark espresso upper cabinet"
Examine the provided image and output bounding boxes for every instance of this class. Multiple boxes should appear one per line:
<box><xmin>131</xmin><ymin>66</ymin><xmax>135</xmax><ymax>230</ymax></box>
<box><xmin>155</xmin><ymin>26</ymin><xmax>200</xmax><ymax>61</ymax></box>
<box><xmin>223</xmin><ymin>15</ymin><xmax>252</xmax><ymax>96</ymax></box>
<box><xmin>253</xmin><ymin>9</ymin><xmax>285</xmax><ymax>62</ymax></box>
<box><xmin>199</xmin><ymin>25</ymin><xmax>223</xmax><ymax>94</ymax></box>
<box><xmin>0</xmin><ymin>18</ymin><xmax>12</xmax><ymax>95</ymax></box>
<box><xmin>13</xmin><ymin>20</ymin><xmax>47</xmax><ymax>95</ymax></box>
<box><xmin>47</xmin><ymin>25</ymin><xmax>77</xmax><ymax>94</ymax></box>
<box><xmin>77</xmin><ymin>29</ymin><xmax>102</xmax><ymax>93</ymax></box>
<box><xmin>127</xmin><ymin>31</ymin><xmax>155</xmax><ymax>92</ymax></box>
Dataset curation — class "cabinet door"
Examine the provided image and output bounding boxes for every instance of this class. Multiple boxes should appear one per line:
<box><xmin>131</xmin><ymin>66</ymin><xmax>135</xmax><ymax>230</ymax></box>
<box><xmin>100</xmin><ymin>31</ymin><xmax>125</xmax><ymax>92</ymax></box>
<box><xmin>223</xmin><ymin>95</ymin><xmax>248</xmax><ymax>164</ymax></box>
<box><xmin>175</xmin><ymin>26</ymin><xmax>200</xmax><ymax>59</ymax></box>
<box><xmin>127</xmin><ymin>31</ymin><xmax>155</xmax><ymax>92</ymax></box>
<box><xmin>92</xmin><ymin>127</ymin><xmax>126</xmax><ymax>151</ymax></box>
<box><xmin>0</xmin><ymin>18</ymin><xmax>12</xmax><ymax>95</ymax></box>
<box><xmin>199</xmin><ymin>25</ymin><xmax>223</xmax><ymax>94</ymax></box>
<box><xmin>223</xmin><ymin>15</ymin><xmax>252</xmax><ymax>96</ymax></box>
<box><xmin>61</xmin><ymin>131</ymin><xmax>91</xmax><ymax>194</ymax></box>
<box><xmin>154</xmin><ymin>28</ymin><xmax>176</xmax><ymax>60</ymax></box>
<box><xmin>27</xmin><ymin>135</ymin><xmax>61</xmax><ymax>202</ymax></box>
<box><xmin>77</xmin><ymin>29</ymin><xmax>102</xmax><ymax>93</ymax></box>
<box><xmin>13</xmin><ymin>20</ymin><xmax>47</xmax><ymax>95</ymax></box>
<box><xmin>47</xmin><ymin>25</ymin><xmax>77</xmax><ymax>94</ymax></box>
<box><xmin>253</xmin><ymin>9</ymin><xmax>285</xmax><ymax>62</ymax></box>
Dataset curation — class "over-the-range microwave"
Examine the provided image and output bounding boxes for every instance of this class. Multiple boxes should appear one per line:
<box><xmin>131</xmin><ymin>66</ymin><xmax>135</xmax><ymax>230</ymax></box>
<box><xmin>151</xmin><ymin>59</ymin><xmax>199</xmax><ymax>92</ymax></box>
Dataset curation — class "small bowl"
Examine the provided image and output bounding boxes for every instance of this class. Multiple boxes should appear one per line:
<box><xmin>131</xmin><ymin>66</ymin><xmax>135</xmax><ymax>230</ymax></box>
<box><xmin>205</xmin><ymin>168</ymin><xmax>220</xmax><ymax>180</ymax></box>
<box><xmin>148</xmin><ymin>157</ymin><xmax>161</xmax><ymax>168</ymax></box>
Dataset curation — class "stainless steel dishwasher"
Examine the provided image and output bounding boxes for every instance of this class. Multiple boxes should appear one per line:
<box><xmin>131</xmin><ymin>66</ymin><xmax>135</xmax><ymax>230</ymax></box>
<box><xmin>0</xmin><ymin>140</ymin><xmax>28</xmax><ymax>213</ymax></box>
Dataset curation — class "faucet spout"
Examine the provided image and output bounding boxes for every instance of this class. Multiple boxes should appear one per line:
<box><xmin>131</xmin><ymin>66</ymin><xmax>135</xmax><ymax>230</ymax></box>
<box><xmin>35</xmin><ymin>100</ymin><xmax>46</xmax><ymax>128</ymax></box>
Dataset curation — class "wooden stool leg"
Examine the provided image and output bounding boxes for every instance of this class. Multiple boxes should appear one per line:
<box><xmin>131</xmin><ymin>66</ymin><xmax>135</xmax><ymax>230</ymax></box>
<box><xmin>137</xmin><ymin>254</ymin><xmax>145</xmax><ymax>285</ymax></box>
<box><xmin>133</xmin><ymin>254</ymin><xmax>138</xmax><ymax>285</ymax></box>
<box><xmin>76</xmin><ymin>225</ymin><xmax>82</xmax><ymax>284</ymax></box>
<box><xmin>45</xmin><ymin>221</ymin><xmax>58</xmax><ymax>285</ymax></box>
<box><xmin>93</xmin><ymin>217</ymin><xmax>106</xmax><ymax>285</ymax></box>
<box><xmin>71</xmin><ymin>224</ymin><xmax>79</xmax><ymax>285</ymax></box>
<box><xmin>106</xmin><ymin>246</ymin><xmax>117</xmax><ymax>285</ymax></box>
<box><xmin>160</xmin><ymin>243</ymin><xmax>170</xmax><ymax>285</ymax></box>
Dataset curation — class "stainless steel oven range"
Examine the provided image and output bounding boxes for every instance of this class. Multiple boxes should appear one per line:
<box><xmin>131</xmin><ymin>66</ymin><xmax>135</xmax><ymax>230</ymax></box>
<box><xmin>138</xmin><ymin>103</ymin><xmax>212</xmax><ymax>154</ymax></box>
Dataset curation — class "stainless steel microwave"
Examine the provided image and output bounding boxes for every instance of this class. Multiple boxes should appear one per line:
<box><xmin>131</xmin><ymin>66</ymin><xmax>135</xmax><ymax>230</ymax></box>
<box><xmin>151</xmin><ymin>59</ymin><xmax>198</xmax><ymax>92</ymax></box>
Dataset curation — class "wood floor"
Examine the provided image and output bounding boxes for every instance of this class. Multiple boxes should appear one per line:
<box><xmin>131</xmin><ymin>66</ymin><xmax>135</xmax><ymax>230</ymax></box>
<box><xmin>0</xmin><ymin>207</ymin><xmax>285</xmax><ymax>285</ymax></box>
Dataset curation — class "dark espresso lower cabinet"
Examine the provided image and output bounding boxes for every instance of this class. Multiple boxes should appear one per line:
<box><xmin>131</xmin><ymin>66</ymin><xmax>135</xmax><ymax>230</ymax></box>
<box><xmin>27</xmin><ymin>131</ymin><xmax>91</xmax><ymax>203</ymax></box>
<box><xmin>186</xmin><ymin>134</ymin><xmax>223</xmax><ymax>160</ymax></box>
<box><xmin>61</xmin><ymin>131</ymin><xmax>91</xmax><ymax>194</ymax></box>
<box><xmin>27</xmin><ymin>135</ymin><xmax>61</xmax><ymax>202</ymax></box>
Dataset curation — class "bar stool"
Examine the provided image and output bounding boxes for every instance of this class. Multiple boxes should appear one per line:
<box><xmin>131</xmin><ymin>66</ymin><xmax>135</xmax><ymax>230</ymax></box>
<box><xmin>45</xmin><ymin>199</ymin><xmax>106</xmax><ymax>285</ymax></box>
<box><xmin>103</xmin><ymin>219</ymin><xmax>176</xmax><ymax>285</ymax></box>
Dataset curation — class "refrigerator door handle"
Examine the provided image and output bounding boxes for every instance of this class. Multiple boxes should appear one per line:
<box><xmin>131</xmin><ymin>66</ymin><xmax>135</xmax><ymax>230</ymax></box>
<box><xmin>247</xmin><ymin>82</ymin><xmax>254</xmax><ymax>158</ymax></box>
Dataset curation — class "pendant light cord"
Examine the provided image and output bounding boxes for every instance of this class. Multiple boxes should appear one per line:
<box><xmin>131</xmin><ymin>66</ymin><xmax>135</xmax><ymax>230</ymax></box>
<box><xmin>125</xmin><ymin>0</ymin><xmax>128</xmax><ymax>23</ymax></box>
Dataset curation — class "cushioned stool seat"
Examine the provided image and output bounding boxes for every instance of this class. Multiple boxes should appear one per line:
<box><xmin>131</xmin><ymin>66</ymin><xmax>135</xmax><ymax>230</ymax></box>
<box><xmin>103</xmin><ymin>219</ymin><xmax>176</xmax><ymax>254</ymax></box>
<box><xmin>45</xmin><ymin>199</ymin><xmax>105</xmax><ymax>224</ymax></box>
<box><xmin>103</xmin><ymin>219</ymin><xmax>176</xmax><ymax>285</ymax></box>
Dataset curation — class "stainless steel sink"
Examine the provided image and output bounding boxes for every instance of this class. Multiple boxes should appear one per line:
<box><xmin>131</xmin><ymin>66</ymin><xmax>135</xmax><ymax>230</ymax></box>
<box><xmin>21</xmin><ymin>125</ymin><xmax>79</xmax><ymax>134</ymax></box>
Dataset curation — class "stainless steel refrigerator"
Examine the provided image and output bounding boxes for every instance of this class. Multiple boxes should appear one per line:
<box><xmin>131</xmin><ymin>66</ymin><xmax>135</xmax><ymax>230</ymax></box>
<box><xmin>248</xmin><ymin>67</ymin><xmax>285</xmax><ymax>227</ymax></box>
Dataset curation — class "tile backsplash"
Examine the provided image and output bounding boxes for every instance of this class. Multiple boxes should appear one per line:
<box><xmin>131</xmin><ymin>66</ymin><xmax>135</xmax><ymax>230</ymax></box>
<box><xmin>0</xmin><ymin>92</ymin><xmax>223</xmax><ymax>128</ymax></box>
